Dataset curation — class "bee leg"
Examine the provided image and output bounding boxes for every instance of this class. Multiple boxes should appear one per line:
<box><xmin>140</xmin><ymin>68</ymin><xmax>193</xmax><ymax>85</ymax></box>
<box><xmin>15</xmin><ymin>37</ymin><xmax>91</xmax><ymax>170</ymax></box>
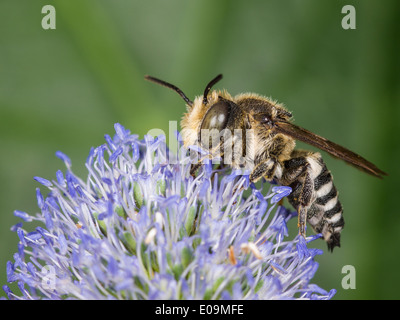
<box><xmin>232</xmin><ymin>182</ymin><xmax>246</xmax><ymax>198</ymax></box>
<box><xmin>190</xmin><ymin>141</ymin><xmax>226</xmax><ymax>178</ymax></box>
<box><xmin>231</xmin><ymin>159</ymin><xmax>277</xmax><ymax>198</ymax></box>
<box><xmin>249</xmin><ymin>158</ymin><xmax>280</xmax><ymax>183</ymax></box>
<box><xmin>211</xmin><ymin>163</ymin><xmax>226</xmax><ymax>182</ymax></box>
<box><xmin>300</xmin><ymin>173</ymin><xmax>314</xmax><ymax>231</ymax></box>
<box><xmin>297</xmin><ymin>206</ymin><xmax>307</xmax><ymax>237</ymax></box>
<box><xmin>190</xmin><ymin>162</ymin><xmax>202</xmax><ymax>177</ymax></box>
<box><xmin>283</xmin><ymin>156</ymin><xmax>315</xmax><ymax>239</ymax></box>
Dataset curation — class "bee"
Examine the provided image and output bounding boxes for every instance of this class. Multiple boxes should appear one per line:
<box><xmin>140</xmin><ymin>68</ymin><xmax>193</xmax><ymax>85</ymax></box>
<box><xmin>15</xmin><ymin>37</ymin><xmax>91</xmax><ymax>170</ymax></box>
<box><xmin>145</xmin><ymin>74</ymin><xmax>387</xmax><ymax>251</ymax></box>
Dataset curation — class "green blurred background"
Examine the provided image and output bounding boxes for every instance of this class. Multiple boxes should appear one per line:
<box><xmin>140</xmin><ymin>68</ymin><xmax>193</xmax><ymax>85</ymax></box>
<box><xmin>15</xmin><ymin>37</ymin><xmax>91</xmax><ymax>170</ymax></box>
<box><xmin>1</xmin><ymin>0</ymin><xmax>399</xmax><ymax>299</ymax></box>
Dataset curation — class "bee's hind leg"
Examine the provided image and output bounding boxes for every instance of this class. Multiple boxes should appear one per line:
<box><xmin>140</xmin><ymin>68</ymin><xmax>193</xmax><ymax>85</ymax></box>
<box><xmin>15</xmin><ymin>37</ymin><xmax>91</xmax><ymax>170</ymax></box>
<box><xmin>281</xmin><ymin>152</ymin><xmax>315</xmax><ymax>239</ymax></box>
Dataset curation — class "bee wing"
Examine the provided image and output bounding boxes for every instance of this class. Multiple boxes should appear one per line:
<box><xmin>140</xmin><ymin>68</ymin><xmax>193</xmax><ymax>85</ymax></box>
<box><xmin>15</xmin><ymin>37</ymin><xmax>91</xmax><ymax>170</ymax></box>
<box><xmin>273</xmin><ymin>121</ymin><xmax>387</xmax><ymax>178</ymax></box>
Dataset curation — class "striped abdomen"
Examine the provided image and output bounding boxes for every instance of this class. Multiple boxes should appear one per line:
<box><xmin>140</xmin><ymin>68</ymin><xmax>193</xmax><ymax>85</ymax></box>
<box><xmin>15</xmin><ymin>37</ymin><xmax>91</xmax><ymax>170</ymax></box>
<box><xmin>284</xmin><ymin>151</ymin><xmax>345</xmax><ymax>251</ymax></box>
<box><xmin>308</xmin><ymin>164</ymin><xmax>344</xmax><ymax>251</ymax></box>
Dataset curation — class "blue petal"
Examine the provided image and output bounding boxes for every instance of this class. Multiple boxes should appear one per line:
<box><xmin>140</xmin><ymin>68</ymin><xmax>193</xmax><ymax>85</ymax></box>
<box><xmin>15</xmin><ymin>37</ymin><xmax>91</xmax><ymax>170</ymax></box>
<box><xmin>132</xmin><ymin>142</ymin><xmax>140</xmax><ymax>162</ymax></box>
<box><xmin>65</xmin><ymin>171</ymin><xmax>76</xmax><ymax>198</ymax></box>
<box><xmin>296</xmin><ymin>236</ymin><xmax>310</xmax><ymax>260</ymax></box>
<box><xmin>6</xmin><ymin>261</ymin><xmax>15</xmax><ymax>282</ymax></box>
<box><xmin>199</xmin><ymin>180</ymin><xmax>210</xmax><ymax>198</ymax></box>
<box><xmin>104</xmin><ymin>134</ymin><xmax>116</xmax><ymax>151</ymax></box>
<box><xmin>306</xmin><ymin>233</ymin><xmax>323</xmax><ymax>243</ymax></box>
<box><xmin>36</xmin><ymin>188</ymin><xmax>45</xmax><ymax>209</ymax></box>
<box><xmin>17</xmin><ymin>228</ymin><xmax>26</xmax><ymax>246</ymax></box>
<box><xmin>55</xmin><ymin>151</ymin><xmax>71</xmax><ymax>166</ymax></box>
<box><xmin>270</xmin><ymin>261</ymin><xmax>287</xmax><ymax>274</ymax></box>
<box><xmin>10</xmin><ymin>223</ymin><xmax>23</xmax><ymax>232</ymax></box>
<box><xmin>26</xmin><ymin>231</ymin><xmax>42</xmax><ymax>241</ymax></box>
<box><xmin>102</xmin><ymin>177</ymin><xmax>112</xmax><ymax>185</ymax></box>
<box><xmin>14</xmin><ymin>210</ymin><xmax>32</xmax><ymax>222</ymax></box>
<box><xmin>34</xmin><ymin>176</ymin><xmax>52</xmax><ymax>187</ymax></box>
<box><xmin>58</xmin><ymin>233</ymin><xmax>68</xmax><ymax>255</ymax></box>
<box><xmin>26</xmin><ymin>262</ymin><xmax>37</xmax><ymax>278</ymax></box>
<box><xmin>56</xmin><ymin>170</ymin><xmax>65</xmax><ymax>186</ymax></box>
<box><xmin>36</xmin><ymin>227</ymin><xmax>53</xmax><ymax>246</ymax></box>
<box><xmin>107</xmin><ymin>257</ymin><xmax>119</xmax><ymax>277</ymax></box>
<box><xmin>109</xmin><ymin>146</ymin><xmax>123</xmax><ymax>163</ymax></box>
<box><xmin>86</xmin><ymin>147</ymin><xmax>95</xmax><ymax>165</ymax></box>
<box><xmin>43</xmin><ymin>209</ymin><xmax>54</xmax><ymax>230</ymax></box>
<box><xmin>271</xmin><ymin>186</ymin><xmax>292</xmax><ymax>203</ymax></box>
<box><xmin>115</xmin><ymin>123</ymin><xmax>128</xmax><ymax>140</ymax></box>
<box><xmin>327</xmin><ymin>289</ymin><xmax>337</xmax><ymax>299</ymax></box>
<box><xmin>251</xmin><ymin>186</ymin><xmax>265</xmax><ymax>202</ymax></box>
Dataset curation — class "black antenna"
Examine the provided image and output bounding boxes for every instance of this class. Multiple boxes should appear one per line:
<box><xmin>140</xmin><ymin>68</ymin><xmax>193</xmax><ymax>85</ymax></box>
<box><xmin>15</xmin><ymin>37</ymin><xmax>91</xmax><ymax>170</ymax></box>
<box><xmin>203</xmin><ymin>74</ymin><xmax>223</xmax><ymax>105</ymax></box>
<box><xmin>145</xmin><ymin>75</ymin><xmax>193</xmax><ymax>106</ymax></box>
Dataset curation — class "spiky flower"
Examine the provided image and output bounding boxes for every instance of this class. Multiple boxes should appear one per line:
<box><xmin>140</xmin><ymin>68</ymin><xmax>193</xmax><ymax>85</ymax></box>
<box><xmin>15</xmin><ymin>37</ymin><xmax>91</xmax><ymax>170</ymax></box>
<box><xmin>3</xmin><ymin>123</ymin><xmax>335</xmax><ymax>300</ymax></box>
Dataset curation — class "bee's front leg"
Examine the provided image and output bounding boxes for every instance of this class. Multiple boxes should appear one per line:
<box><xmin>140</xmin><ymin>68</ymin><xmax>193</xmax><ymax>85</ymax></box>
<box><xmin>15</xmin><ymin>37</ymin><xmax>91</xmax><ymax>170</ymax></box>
<box><xmin>249</xmin><ymin>157</ymin><xmax>282</xmax><ymax>183</ymax></box>
<box><xmin>230</xmin><ymin>158</ymin><xmax>279</xmax><ymax>198</ymax></box>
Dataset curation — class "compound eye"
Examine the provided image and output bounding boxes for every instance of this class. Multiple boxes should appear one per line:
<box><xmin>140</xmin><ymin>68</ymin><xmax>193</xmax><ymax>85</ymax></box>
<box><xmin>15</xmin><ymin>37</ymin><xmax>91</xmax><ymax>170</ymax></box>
<box><xmin>200</xmin><ymin>100</ymin><xmax>231</xmax><ymax>131</ymax></box>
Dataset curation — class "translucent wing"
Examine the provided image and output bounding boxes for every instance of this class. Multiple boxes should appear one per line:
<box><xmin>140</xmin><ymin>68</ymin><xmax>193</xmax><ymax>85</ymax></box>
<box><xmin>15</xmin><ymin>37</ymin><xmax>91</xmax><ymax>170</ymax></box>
<box><xmin>273</xmin><ymin>121</ymin><xmax>387</xmax><ymax>178</ymax></box>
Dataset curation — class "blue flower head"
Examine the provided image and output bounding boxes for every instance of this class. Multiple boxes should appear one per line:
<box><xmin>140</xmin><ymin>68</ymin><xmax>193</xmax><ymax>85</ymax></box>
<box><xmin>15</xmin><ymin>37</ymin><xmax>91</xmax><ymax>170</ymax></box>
<box><xmin>4</xmin><ymin>123</ymin><xmax>336</xmax><ymax>300</ymax></box>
